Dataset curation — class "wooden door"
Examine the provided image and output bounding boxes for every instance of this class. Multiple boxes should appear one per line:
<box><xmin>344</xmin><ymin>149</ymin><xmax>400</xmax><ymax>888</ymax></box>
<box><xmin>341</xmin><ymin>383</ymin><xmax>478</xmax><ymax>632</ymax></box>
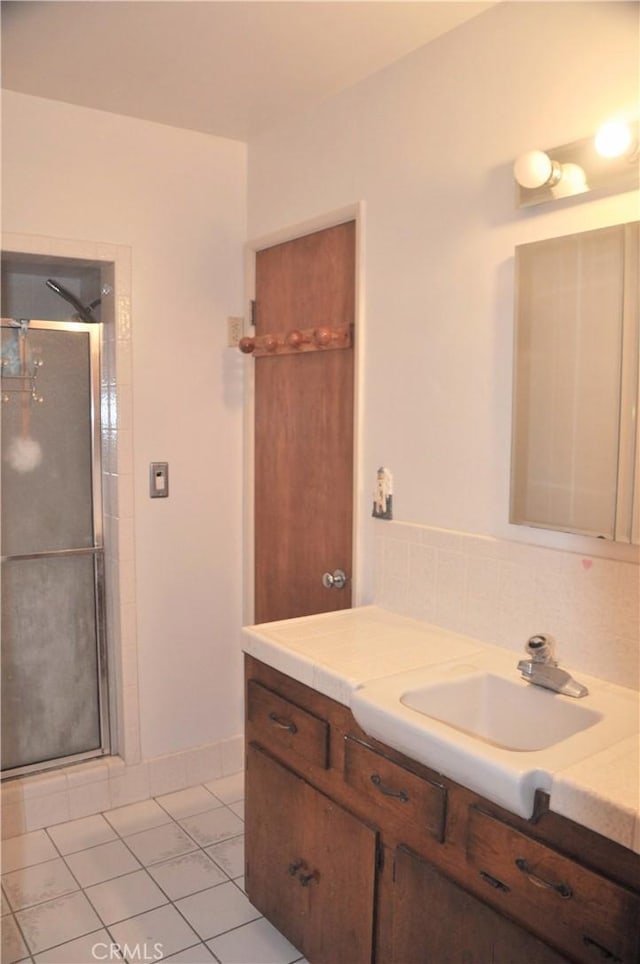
<box><xmin>390</xmin><ymin>846</ymin><xmax>570</xmax><ymax>964</ymax></box>
<box><xmin>254</xmin><ymin>222</ymin><xmax>355</xmax><ymax>623</ymax></box>
<box><xmin>245</xmin><ymin>744</ymin><xmax>376</xmax><ymax>964</ymax></box>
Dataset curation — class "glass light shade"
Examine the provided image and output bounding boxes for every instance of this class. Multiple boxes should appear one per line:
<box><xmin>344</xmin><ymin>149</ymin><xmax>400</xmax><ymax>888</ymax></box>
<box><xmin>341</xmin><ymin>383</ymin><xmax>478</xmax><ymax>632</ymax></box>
<box><xmin>513</xmin><ymin>150</ymin><xmax>554</xmax><ymax>189</ymax></box>
<box><xmin>595</xmin><ymin>121</ymin><xmax>632</xmax><ymax>158</ymax></box>
<box><xmin>551</xmin><ymin>162</ymin><xmax>589</xmax><ymax>199</ymax></box>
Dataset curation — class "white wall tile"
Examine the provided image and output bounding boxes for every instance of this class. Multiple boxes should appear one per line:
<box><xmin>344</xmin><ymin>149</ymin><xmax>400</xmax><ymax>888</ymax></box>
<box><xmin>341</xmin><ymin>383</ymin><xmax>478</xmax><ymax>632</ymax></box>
<box><xmin>68</xmin><ymin>780</ymin><xmax>111</xmax><ymax>821</ymax></box>
<box><xmin>184</xmin><ymin>746</ymin><xmax>224</xmax><ymax>788</ymax></box>
<box><xmin>220</xmin><ymin>738</ymin><xmax>244</xmax><ymax>777</ymax></box>
<box><xmin>148</xmin><ymin>755</ymin><xmax>189</xmax><ymax>798</ymax></box>
<box><xmin>373</xmin><ymin>520</ymin><xmax>639</xmax><ymax>689</ymax></box>
<box><xmin>108</xmin><ymin>763</ymin><xmax>150</xmax><ymax>809</ymax></box>
<box><xmin>22</xmin><ymin>791</ymin><xmax>70</xmax><ymax>831</ymax></box>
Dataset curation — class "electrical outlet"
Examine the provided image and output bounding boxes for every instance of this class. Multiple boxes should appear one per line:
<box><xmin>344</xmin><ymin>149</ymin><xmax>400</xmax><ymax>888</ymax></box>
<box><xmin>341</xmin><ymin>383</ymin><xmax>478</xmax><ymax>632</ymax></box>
<box><xmin>227</xmin><ymin>316</ymin><xmax>243</xmax><ymax>347</ymax></box>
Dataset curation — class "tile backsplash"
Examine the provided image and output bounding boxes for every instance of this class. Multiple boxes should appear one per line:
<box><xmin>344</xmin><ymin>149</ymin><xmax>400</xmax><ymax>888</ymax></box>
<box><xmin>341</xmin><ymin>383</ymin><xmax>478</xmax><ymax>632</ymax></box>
<box><xmin>373</xmin><ymin>521</ymin><xmax>639</xmax><ymax>691</ymax></box>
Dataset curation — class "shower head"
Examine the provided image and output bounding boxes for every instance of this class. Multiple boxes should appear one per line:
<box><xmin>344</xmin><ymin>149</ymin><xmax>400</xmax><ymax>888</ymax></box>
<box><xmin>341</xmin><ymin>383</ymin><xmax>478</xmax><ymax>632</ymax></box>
<box><xmin>45</xmin><ymin>279</ymin><xmax>101</xmax><ymax>324</ymax></box>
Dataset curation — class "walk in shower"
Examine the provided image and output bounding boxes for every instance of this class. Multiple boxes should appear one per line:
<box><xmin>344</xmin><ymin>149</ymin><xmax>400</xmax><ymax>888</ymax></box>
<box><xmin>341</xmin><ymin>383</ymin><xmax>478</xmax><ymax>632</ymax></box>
<box><xmin>1</xmin><ymin>266</ymin><xmax>110</xmax><ymax>778</ymax></box>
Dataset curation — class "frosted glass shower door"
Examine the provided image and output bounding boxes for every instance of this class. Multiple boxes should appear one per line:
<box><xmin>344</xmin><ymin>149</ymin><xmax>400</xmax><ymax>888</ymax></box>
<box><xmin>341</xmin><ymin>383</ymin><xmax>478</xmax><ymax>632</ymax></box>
<box><xmin>1</xmin><ymin>321</ymin><xmax>108</xmax><ymax>774</ymax></box>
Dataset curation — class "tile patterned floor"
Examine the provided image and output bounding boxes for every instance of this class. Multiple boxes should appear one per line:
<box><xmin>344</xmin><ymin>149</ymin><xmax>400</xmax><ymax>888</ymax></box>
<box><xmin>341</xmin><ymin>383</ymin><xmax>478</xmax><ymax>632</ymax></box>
<box><xmin>1</xmin><ymin>773</ymin><xmax>307</xmax><ymax>964</ymax></box>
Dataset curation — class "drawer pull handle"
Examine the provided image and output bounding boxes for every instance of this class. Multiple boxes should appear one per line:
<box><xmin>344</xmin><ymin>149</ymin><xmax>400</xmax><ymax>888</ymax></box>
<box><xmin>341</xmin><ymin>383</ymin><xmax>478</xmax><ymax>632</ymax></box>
<box><xmin>479</xmin><ymin>870</ymin><xmax>510</xmax><ymax>893</ymax></box>
<box><xmin>288</xmin><ymin>860</ymin><xmax>304</xmax><ymax>876</ymax></box>
<box><xmin>370</xmin><ymin>773</ymin><xmax>409</xmax><ymax>803</ymax></box>
<box><xmin>582</xmin><ymin>935</ymin><xmax>622</xmax><ymax>962</ymax></box>
<box><xmin>268</xmin><ymin>712</ymin><xmax>298</xmax><ymax>734</ymax></box>
<box><xmin>515</xmin><ymin>858</ymin><xmax>572</xmax><ymax>899</ymax></box>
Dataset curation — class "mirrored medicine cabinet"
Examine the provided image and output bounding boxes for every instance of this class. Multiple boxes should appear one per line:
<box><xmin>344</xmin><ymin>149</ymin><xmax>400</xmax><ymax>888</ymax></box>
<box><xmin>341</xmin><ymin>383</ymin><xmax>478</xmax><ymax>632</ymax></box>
<box><xmin>510</xmin><ymin>221</ymin><xmax>639</xmax><ymax>544</ymax></box>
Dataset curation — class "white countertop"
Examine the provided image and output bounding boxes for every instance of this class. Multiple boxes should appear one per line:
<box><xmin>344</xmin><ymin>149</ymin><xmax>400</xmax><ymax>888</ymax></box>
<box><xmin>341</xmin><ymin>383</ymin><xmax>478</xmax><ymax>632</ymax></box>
<box><xmin>242</xmin><ymin>605</ymin><xmax>640</xmax><ymax>854</ymax></box>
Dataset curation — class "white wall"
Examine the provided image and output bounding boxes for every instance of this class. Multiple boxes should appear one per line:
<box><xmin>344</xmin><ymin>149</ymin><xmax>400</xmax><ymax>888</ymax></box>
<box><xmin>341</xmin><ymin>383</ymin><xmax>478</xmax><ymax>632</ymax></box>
<box><xmin>2</xmin><ymin>91</ymin><xmax>247</xmax><ymax>761</ymax></box>
<box><xmin>2</xmin><ymin>1</ymin><xmax>638</xmax><ymax>770</ymax></box>
<box><xmin>247</xmin><ymin>1</ymin><xmax>639</xmax><ymax>591</ymax></box>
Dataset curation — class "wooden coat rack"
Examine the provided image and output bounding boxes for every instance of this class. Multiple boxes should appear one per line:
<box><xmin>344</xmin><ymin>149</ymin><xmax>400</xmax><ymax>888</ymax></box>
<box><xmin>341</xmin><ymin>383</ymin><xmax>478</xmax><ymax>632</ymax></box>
<box><xmin>239</xmin><ymin>324</ymin><xmax>352</xmax><ymax>357</ymax></box>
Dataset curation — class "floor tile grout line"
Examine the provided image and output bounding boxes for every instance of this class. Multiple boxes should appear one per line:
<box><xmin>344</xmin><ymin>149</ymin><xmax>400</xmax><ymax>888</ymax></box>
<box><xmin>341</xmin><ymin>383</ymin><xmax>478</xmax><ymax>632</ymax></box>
<box><xmin>9</xmin><ymin>852</ymin><xmax>252</xmax><ymax>962</ymax></box>
<box><xmin>4</xmin><ymin>823</ymin><xmax>245</xmax><ymax>918</ymax></box>
<box><xmin>3</xmin><ymin>901</ymin><xmax>33</xmax><ymax>963</ymax></box>
<box><xmin>2</xmin><ymin>781</ymin><xmax>254</xmax><ymax>962</ymax></box>
<box><xmin>17</xmin><ymin>841</ymin><xmax>251</xmax><ymax>956</ymax></box>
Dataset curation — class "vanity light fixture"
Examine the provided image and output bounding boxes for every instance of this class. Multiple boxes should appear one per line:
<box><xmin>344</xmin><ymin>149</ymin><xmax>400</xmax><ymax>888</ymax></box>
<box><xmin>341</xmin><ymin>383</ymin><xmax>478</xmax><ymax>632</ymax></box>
<box><xmin>513</xmin><ymin>117</ymin><xmax>639</xmax><ymax>207</ymax></box>
<box><xmin>594</xmin><ymin>119</ymin><xmax>635</xmax><ymax>159</ymax></box>
<box><xmin>513</xmin><ymin>150</ymin><xmax>563</xmax><ymax>190</ymax></box>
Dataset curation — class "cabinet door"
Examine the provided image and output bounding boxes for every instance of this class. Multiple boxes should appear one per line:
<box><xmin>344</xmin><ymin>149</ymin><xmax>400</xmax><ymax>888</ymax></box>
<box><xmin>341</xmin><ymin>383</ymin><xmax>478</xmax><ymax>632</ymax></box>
<box><xmin>245</xmin><ymin>743</ymin><xmax>307</xmax><ymax>952</ymax></box>
<box><xmin>391</xmin><ymin>846</ymin><xmax>570</xmax><ymax>964</ymax></box>
<box><xmin>246</xmin><ymin>743</ymin><xmax>377</xmax><ymax>964</ymax></box>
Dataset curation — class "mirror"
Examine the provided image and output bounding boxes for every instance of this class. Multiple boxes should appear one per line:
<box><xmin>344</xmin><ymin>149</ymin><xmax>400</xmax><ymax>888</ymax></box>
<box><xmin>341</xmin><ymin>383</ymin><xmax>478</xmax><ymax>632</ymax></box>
<box><xmin>510</xmin><ymin>221</ymin><xmax>639</xmax><ymax>543</ymax></box>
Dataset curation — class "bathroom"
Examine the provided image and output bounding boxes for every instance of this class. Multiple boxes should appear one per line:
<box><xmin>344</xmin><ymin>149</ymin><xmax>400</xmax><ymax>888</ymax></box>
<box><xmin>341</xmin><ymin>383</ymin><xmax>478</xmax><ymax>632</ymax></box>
<box><xmin>1</xmin><ymin>1</ymin><xmax>638</xmax><ymax>962</ymax></box>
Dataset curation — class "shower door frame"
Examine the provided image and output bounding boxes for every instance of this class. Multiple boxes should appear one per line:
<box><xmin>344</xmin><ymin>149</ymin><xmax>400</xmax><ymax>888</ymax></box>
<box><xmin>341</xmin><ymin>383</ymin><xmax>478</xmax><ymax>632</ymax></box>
<box><xmin>1</xmin><ymin>318</ymin><xmax>111</xmax><ymax>779</ymax></box>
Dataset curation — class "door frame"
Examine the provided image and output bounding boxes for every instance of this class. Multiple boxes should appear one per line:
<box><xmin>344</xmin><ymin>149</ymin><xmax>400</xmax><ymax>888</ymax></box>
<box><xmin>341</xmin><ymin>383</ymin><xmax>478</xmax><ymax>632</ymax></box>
<box><xmin>242</xmin><ymin>202</ymin><xmax>366</xmax><ymax>624</ymax></box>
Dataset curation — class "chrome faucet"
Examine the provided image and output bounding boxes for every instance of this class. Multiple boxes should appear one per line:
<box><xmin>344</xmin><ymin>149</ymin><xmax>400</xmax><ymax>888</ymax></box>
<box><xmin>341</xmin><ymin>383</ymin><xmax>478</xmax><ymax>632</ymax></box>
<box><xmin>517</xmin><ymin>635</ymin><xmax>589</xmax><ymax>699</ymax></box>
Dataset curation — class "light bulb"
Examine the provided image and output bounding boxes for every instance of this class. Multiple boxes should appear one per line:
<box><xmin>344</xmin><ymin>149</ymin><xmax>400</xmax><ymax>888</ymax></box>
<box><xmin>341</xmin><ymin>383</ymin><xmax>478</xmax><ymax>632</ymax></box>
<box><xmin>513</xmin><ymin>150</ymin><xmax>561</xmax><ymax>189</ymax></box>
<box><xmin>594</xmin><ymin>120</ymin><xmax>632</xmax><ymax>158</ymax></box>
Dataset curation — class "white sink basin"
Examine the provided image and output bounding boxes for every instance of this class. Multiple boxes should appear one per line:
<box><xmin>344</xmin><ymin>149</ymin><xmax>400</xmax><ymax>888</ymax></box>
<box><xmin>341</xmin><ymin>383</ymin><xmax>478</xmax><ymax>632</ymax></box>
<box><xmin>351</xmin><ymin>649</ymin><xmax>639</xmax><ymax>817</ymax></box>
<box><xmin>401</xmin><ymin>672</ymin><xmax>601</xmax><ymax>751</ymax></box>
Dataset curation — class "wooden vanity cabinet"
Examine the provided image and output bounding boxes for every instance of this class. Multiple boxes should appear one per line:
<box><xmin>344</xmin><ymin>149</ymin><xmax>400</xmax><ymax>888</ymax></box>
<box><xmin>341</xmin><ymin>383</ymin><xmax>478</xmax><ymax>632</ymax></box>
<box><xmin>244</xmin><ymin>656</ymin><xmax>640</xmax><ymax>964</ymax></box>
<box><xmin>245</xmin><ymin>743</ymin><xmax>376</xmax><ymax>964</ymax></box>
<box><xmin>391</xmin><ymin>845</ymin><xmax>570</xmax><ymax>964</ymax></box>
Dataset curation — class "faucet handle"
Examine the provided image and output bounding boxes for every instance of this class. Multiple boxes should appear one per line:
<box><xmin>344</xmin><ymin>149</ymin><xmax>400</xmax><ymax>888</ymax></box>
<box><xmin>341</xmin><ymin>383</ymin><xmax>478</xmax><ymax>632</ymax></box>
<box><xmin>526</xmin><ymin>634</ymin><xmax>557</xmax><ymax>665</ymax></box>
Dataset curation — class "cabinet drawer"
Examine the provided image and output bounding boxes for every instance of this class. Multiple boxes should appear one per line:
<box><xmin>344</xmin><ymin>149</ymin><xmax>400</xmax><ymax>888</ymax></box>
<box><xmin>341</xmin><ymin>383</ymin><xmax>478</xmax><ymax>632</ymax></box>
<box><xmin>343</xmin><ymin>736</ymin><xmax>446</xmax><ymax>843</ymax></box>
<box><xmin>466</xmin><ymin>807</ymin><xmax>640</xmax><ymax>964</ymax></box>
<box><xmin>247</xmin><ymin>679</ymin><xmax>329</xmax><ymax>770</ymax></box>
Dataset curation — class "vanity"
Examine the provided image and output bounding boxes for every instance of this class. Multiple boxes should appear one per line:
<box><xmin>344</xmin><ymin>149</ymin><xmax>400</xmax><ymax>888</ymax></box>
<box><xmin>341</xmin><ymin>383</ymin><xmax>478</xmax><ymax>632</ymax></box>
<box><xmin>242</xmin><ymin>607</ymin><xmax>640</xmax><ymax>964</ymax></box>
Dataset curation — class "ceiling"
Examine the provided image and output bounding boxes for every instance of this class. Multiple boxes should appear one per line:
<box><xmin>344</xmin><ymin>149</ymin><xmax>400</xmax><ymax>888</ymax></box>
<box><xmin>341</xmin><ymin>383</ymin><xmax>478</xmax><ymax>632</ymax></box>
<box><xmin>1</xmin><ymin>1</ymin><xmax>493</xmax><ymax>141</ymax></box>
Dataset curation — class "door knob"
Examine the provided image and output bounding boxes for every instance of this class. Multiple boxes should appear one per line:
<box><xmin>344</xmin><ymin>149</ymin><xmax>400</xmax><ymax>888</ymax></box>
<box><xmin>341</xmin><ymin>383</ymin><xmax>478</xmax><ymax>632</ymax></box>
<box><xmin>322</xmin><ymin>569</ymin><xmax>347</xmax><ymax>590</ymax></box>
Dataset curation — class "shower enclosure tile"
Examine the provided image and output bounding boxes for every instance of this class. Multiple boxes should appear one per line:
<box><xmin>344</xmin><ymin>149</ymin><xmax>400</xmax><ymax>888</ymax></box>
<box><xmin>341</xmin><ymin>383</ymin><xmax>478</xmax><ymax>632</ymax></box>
<box><xmin>65</xmin><ymin>762</ymin><xmax>110</xmax><ymax>788</ymax></box>
<box><xmin>20</xmin><ymin>771</ymin><xmax>67</xmax><ymax>800</ymax></box>
<box><xmin>2</xmin><ymin>857</ymin><xmax>78</xmax><ymax>910</ymax></box>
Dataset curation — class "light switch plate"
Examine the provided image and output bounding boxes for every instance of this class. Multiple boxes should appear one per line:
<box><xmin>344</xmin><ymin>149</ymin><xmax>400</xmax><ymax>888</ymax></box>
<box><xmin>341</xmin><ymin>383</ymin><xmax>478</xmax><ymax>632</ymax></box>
<box><xmin>227</xmin><ymin>316</ymin><xmax>243</xmax><ymax>347</ymax></box>
<box><xmin>150</xmin><ymin>462</ymin><xmax>169</xmax><ymax>498</ymax></box>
